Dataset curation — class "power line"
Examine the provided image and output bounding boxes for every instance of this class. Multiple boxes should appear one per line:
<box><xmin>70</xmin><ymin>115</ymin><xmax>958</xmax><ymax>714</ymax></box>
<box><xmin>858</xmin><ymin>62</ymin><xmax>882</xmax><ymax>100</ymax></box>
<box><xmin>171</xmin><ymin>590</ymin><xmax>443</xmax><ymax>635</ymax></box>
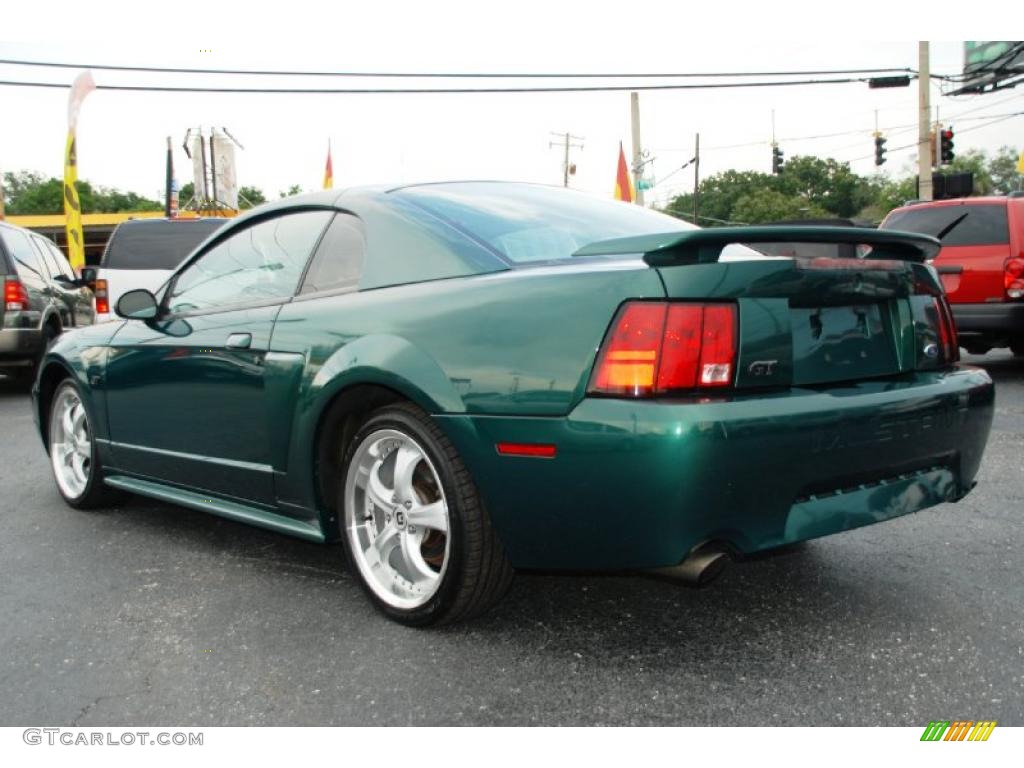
<box><xmin>0</xmin><ymin>76</ymin><xmax>883</xmax><ymax>94</ymax></box>
<box><xmin>844</xmin><ymin>111</ymin><xmax>1024</xmax><ymax>163</ymax></box>
<box><xmin>0</xmin><ymin>58</ymin><xmax>917</xmax><ymax>80</ymax></box>
<box><xmin>652</xmin><ymin>95</ymin><xmax>1024</xmax><ymax>158</ymax></box>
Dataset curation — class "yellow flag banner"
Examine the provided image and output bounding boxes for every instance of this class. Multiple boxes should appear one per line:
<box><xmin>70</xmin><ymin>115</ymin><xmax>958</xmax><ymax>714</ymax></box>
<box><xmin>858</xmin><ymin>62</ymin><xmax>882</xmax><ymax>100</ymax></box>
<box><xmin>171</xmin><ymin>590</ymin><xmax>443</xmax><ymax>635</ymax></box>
<box><xmin>64</xmin><ymin>71</ymin><xmax>95</xmax><ymax>272</ymax></box>
<box><xmin>63</xmin><ymin>131</ymin><xmax>86</xmax><ymax>270</ymax></box>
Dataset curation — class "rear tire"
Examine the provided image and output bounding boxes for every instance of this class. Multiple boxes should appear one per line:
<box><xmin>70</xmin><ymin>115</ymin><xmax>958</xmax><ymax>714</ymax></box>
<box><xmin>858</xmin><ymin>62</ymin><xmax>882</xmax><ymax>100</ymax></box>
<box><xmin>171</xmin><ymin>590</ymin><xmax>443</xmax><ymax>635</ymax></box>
<box><xmin>47</xmin><ymin>379</ymin><xmax>122</xmax><ymax>509</ymax></box>
<box><xmin>339</xmin><ymin>402</ymin><xmax>513</xmax><ymax>626</ymax></box>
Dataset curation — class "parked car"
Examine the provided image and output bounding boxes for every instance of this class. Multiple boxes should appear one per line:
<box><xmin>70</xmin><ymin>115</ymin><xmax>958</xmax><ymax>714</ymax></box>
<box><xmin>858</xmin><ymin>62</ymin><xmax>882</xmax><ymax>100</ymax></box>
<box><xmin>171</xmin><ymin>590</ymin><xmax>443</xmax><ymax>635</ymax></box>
<box><xmin>31</xmin><ymin>183</ymin><xmax>994</xmax><ymax>626</ymax></box>
<box><xmin>93</xmin><ymin>217</ymin><xmax>228</xmax><ymax>322</ymax></box>
<box><xmin>1</xmin><ymin>220</ymin><xmax>94</xmax><ymax>384</ymax></box>
<box><xmin>880</xmin><ymin>196</ymin><xmax>1024</xmax><ymax>355</ymax></box>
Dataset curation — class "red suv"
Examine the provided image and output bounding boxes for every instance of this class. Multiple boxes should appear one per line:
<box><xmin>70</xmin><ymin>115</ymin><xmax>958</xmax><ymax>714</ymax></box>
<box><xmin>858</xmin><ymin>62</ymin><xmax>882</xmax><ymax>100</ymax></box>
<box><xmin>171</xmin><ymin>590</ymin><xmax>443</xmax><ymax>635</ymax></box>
<box><xmin>881</xmin><ymin>196</ymin><xmax>1024</xmax><ymax>355</ymax></box>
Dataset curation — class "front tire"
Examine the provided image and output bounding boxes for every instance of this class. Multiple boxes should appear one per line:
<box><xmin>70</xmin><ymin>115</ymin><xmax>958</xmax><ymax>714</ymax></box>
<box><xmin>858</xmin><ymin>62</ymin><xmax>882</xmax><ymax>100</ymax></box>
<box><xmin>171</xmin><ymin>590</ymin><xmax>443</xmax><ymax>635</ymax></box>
<box><xmin>47</xmin><ymin>379</ymin><xmax>121</xmax><ymax>509</ymax></box>
<box><xmin>340</xmin><ymin>402</ymin><xmax>512</xmax><ymax>626</ymax></box>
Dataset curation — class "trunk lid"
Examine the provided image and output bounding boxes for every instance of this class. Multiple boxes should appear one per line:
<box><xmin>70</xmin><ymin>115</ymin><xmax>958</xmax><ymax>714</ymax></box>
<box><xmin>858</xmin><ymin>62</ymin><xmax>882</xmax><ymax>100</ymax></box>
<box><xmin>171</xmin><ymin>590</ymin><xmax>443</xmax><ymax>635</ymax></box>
<box><xmin>576</xmin><ymin>226</ymin><xmax>949</xmax><ymax>389</ymax></box>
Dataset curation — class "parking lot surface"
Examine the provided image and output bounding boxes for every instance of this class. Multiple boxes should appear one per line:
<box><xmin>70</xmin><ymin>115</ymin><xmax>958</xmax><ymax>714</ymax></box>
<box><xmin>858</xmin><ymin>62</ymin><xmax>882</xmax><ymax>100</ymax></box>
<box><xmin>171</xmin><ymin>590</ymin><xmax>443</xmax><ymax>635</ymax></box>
<box><xmin>1</xmin><ymin>353</ymin><xmax>1022</xmax><ymax>726</ymax></box>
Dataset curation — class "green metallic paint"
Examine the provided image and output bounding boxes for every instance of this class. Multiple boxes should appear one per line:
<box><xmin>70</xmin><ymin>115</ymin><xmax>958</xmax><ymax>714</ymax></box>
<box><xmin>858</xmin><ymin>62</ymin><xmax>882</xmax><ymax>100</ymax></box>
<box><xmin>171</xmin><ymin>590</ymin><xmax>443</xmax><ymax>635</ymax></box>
<box><xmin>103</xmin><ymin>475</ymin><xmax>324</xmax><ymax>542</ymax></box>
<box><xmin>29</xmin><ymin>189</ymin><xmax>995</xmax><ymax>575</ymax></box>
<box><xmin>103</xmin><ymin>304</ymin><xmax>283</xmax><ymax>504</ymax></box>
<box><xmin>574</xmin><ymin>225</ymin><xmax>941</xmax><ymax>264</ymax></box>
<box><xmin>437</xmin><ymin>367</ymin><xmax>993</xmax><ymax>568</ymax></box>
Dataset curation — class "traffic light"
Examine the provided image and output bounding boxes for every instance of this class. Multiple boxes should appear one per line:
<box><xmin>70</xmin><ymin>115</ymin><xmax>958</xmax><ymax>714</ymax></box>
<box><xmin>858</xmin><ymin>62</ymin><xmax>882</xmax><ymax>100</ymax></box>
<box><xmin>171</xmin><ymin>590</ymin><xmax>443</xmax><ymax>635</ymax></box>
<box><xmin>874</xmin><ymin>134</ymin><xmax>887</xmax><ymax>166</ymax></box>
<box><xmin>772</xmin><ymin>144</ymin><xmax>784</xmax><ymax>175</ymax></box>
<box><xmin>940</xmin><ymin>127</ymin><xmax>955</xmax><ymax>165</ymax></box>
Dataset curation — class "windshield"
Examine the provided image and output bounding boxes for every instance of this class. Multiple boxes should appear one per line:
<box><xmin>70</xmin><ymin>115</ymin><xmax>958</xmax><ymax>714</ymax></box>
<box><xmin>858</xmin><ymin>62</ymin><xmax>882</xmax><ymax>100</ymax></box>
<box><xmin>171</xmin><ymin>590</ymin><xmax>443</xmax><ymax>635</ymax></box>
<box><xmin>392</xmin><ymin>182</ymin><xmax>695</xmax><ymax>264</ymax></box>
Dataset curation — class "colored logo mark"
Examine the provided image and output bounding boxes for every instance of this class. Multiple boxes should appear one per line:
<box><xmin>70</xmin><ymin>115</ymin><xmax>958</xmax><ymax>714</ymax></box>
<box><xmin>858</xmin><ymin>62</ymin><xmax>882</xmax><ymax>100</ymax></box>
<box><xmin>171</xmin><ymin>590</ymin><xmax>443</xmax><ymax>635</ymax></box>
<box><xmin>920</xmin><ymin>721</ymin><xmax>997</xmax><ymax>742</ymax></box>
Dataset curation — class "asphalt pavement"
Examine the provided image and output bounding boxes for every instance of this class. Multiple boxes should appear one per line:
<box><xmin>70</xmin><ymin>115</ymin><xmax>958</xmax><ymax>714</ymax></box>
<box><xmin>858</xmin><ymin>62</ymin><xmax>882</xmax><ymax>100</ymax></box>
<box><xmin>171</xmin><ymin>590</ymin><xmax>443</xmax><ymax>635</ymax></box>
<box><xmin>1</xmin><ymin>352</ymin><xmax>1022</xmax><ymax>726</ymax></box>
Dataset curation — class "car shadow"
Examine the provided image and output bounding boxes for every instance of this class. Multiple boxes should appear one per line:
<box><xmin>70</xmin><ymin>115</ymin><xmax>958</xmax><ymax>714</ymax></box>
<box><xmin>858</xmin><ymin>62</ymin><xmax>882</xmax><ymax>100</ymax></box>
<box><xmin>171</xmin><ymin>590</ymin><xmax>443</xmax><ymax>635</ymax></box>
<box><xmin>74</xmin><ymin>488</ymin><xmax>938</xmax><ymax>676</ymax></box>
<box><xmin>0</xmin><ymin>374</ymin><xmax>32</xmax><ymax>398</ymax></box>
<box><xmin>962</xmin><ymin>349</ymin><xmax>1024</xmax><ymax>384</ymax></box>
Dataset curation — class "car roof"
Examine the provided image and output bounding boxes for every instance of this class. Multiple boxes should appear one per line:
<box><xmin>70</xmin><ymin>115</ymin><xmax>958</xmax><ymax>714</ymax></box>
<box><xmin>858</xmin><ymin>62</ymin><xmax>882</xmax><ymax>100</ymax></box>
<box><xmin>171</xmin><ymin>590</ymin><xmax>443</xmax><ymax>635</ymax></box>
<box><xmin>890</xmin><ymin>196</ymin><xmax>1015</xmax><ymax>214</ymax></box>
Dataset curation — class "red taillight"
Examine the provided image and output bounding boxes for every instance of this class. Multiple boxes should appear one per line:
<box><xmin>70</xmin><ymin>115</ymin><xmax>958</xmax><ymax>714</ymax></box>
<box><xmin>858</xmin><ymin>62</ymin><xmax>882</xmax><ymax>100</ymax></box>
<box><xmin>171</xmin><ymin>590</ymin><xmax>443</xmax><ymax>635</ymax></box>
<box><xmin>697</xmin><ymin>305</ymin><xmax>738</xmax><ymax>387</ymax></box>
<box><xmin>4</xmin><ymin>277</ymin><xmax>28</xmax><ymax>311</ymax></box>
<box><xmin>1005</xmin><ymin>257</ymin><xmax>1024</xmax><ymax>299</ymax></box>
<box><xmin>590</xmin><ymin>301</ymin><xmax>737</xmax><ymax>397</ymax></box>
<box><xmin>94</xmin><ymin>278</ymin><xmax>109</xmax><ymax>314</ymax></box>
<box><xmin>933</xmin><ymin>296</ymin><xmax>959</xmax><ymax>363</ymax></box>
<box><xmin>590</xmin><ymin>302</ymin><xmax>666</xmax><ymax>396</ymax></box>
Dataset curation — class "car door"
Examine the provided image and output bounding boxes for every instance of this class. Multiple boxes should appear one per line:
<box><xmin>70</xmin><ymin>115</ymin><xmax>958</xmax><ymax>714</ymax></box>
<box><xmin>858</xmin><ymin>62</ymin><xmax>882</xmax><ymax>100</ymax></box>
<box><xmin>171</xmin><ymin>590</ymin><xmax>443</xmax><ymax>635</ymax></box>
<box><xmin>31</xmin><ymin>235</ymin><xmax>78</xmax><ymax>327</ymax></box>
<box><xmin>103</xmin><ymin>209</ymin><xmax>334</xmax><ymax>506</ymax></box>
<box><xmin>45</xmin><ymin>239</ymin><xmax>94</xmax><ymax>326</ymax></box>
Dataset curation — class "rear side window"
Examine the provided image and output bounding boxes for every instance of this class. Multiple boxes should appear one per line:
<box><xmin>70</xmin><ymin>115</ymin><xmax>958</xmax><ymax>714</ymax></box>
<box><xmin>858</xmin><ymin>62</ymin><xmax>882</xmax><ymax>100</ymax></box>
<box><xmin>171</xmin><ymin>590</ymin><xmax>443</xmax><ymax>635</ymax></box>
<box><xmin>32</xmin><ymin>236</ymin><xmax>64</xmax><ymax>279</ymax></box>
<box><xmin>882</xmin><ymin>204</ymin><xmax>1009</xmax><ymax>246</ymax></box>
<box><xmin>102</xmin><ymin>219</ymin><xmax>227</xmax><ymax>270</ymax></box>
<box><xmin>1</xmin><ymin>228</ymin><xmax>47</xmax><ymax>281</ymax></box>
<box><xmin>299</xmin><ymin>214</ymin><xmax>365</xmax><ymax>294</ymax></box>
<box><xmin>46</xmin><ymin>241</ymin><xmax>76</xmax><ymax>278</ymax></box>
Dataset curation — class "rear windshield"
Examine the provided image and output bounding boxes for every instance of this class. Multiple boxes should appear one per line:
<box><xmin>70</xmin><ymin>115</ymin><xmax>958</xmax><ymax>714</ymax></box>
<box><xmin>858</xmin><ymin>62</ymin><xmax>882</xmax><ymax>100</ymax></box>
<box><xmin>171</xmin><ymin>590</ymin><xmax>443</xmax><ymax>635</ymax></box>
<box><xmin>881</xmin><ymin>203</ymin><xmax>1009</xmax><ymax>246</ymax></box>
<box><xmin>102</xmin><ymin>219</ymin><xmax>227</xmax><ymax>270</ymax></box>
<box><xmin>393</xmin><ymin>182</ymin><xmax>693</xmax><ymax>264</ymax></box>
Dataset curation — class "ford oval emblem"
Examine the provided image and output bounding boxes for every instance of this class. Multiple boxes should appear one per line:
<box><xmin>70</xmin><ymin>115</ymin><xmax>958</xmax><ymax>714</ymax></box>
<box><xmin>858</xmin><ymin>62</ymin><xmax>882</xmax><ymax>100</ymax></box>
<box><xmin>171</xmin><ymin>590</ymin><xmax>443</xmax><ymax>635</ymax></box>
<box><xmin>924</xmin><ymin>343</ymin><xmax>939</xmax><ymax>359</ymax></box>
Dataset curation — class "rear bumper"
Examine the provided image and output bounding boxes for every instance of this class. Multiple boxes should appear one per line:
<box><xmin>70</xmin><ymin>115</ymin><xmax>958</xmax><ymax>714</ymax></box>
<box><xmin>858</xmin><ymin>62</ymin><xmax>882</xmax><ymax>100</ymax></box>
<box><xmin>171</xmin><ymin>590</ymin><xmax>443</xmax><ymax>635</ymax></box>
<box><xmin>439</xmin><ymin>367</ymin><xmax>994</xmax><ymax>569</ymax></box>
<box><xmin>951</xmin><ymin>302</ymin><xmax>1024</xmax><ymax>338</ymax></box>
<box><xmin>0</xmin><ymin>327</ymin><xmax>42</xmax><ymax>367</ymax></box>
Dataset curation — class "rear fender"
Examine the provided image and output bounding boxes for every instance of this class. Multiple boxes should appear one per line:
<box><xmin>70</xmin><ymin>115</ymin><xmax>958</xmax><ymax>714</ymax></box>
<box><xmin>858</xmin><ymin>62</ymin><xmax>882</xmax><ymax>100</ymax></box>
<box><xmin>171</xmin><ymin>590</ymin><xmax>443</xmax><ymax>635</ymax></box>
<box><xmin>277</xmin><ymin>334</ymin><xmax>466</xmax><ymax>517</ymax></box>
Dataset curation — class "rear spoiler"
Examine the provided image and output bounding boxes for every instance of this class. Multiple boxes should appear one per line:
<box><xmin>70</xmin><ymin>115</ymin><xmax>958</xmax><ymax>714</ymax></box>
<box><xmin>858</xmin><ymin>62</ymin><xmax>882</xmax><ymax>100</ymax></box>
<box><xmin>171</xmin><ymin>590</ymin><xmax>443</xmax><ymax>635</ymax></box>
<box><xmin>573</xmin><ymin>226</ymin><xmax>941</xmax><ymax>266</ymax></box>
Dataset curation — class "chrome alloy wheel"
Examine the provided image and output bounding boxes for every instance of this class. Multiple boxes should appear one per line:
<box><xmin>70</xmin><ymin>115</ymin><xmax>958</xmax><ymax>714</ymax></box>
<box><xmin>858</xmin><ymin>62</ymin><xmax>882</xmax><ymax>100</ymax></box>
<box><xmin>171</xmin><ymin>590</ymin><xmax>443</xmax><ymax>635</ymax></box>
<box><xmin>49</xmin><ymin>386</ymin><xmax>92</xmax><ymax>499</ymax></box>
<box><xmin>344</xmin><ymin>428</ymin><xmax>451</xmax><ymax>610</ymax></box>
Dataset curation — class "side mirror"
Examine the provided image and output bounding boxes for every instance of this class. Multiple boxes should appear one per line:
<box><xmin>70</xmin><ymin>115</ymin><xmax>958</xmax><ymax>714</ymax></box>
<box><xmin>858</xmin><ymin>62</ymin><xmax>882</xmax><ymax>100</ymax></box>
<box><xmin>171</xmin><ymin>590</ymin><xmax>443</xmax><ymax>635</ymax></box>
<box><xmin>80</xmin><ymin>266</ymin><xmax>98</xmax><ymax>285</ymax></box>
<box><xmin>115</xmin><ymin>289</ymin><xmax>159</xmax><ymax>320</ymax></box>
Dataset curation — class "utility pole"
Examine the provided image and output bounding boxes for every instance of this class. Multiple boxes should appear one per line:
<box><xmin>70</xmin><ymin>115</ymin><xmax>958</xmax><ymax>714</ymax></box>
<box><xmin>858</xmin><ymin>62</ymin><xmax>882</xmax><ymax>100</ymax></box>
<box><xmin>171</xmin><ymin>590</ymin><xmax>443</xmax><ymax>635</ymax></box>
<box><xmin>549</xmin><ymin>132</ymin><xmax>584</xmax><ymax>187</ymax></box>
<box><xmin>693</xmin><ymin>133</ymin><xmax>700</xmax><ymax>223</ymax></box>
<box><xmin>918</xmin><ymin>42</ymin><xmax>933</xmax><ymax>201</ymax></box>
<box><xmin>630</xmin><ymin>92</ymin><xmax>644</xmax><ymax>206</ymax></box>
<box><xmin>164</xmin><ymin>136</ymin><xmax>174</xmax><ymax>218</ymax></box>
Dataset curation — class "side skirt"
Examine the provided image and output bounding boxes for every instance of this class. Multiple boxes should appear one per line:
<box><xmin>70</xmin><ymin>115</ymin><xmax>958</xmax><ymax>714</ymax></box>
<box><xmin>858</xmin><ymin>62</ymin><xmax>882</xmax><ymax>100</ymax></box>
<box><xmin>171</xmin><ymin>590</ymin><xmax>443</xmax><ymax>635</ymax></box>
<box><xmin>103</xmin><ymin>475</ymin><xmax>326</xmax><ymax>543</ymax></box>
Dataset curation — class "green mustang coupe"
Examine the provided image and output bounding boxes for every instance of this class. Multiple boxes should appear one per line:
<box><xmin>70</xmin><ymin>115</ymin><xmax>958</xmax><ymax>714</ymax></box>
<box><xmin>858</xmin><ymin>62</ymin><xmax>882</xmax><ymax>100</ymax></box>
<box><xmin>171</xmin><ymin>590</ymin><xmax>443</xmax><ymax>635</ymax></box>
<box><xmin>32</xmin><ymin>182</ymin><xmax>994</xmax><ymax>625</ymax></box>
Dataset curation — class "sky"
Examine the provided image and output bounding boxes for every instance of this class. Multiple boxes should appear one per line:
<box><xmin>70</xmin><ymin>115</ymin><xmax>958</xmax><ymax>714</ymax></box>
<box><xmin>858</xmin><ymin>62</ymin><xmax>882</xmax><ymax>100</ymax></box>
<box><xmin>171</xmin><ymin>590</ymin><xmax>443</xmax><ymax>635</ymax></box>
<box><xmin>1</xmin><ymin>3</ymin><xmax>1021</xmax><ymax>209</ymax></box>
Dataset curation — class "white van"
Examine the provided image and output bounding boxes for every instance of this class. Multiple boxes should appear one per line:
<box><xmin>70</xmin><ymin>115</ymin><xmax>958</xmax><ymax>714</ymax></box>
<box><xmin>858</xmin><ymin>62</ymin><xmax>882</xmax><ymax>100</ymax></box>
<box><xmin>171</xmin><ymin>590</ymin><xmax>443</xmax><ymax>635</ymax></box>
<box><xmin>93</xmin><ymin>218</ymin><xmax>228</xmax><ymax>322</ymax></box>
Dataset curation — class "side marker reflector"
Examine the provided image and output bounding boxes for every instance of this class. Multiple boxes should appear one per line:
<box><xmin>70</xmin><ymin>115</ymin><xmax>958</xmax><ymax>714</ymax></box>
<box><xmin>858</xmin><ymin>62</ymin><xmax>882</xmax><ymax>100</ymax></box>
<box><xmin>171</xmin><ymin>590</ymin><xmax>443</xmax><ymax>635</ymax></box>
<box><xmin>496</xmin><ymin>442</ymin><xmax>557</xmax><ymax>459</ymax></box>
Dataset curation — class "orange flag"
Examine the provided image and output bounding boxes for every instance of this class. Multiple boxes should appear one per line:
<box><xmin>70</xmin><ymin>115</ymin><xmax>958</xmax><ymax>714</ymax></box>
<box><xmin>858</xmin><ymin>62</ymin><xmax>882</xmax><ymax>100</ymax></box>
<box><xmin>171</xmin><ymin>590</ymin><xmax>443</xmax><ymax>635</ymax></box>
<box><xmin>323</xmin><ymin>141</ymin><xmax>333</xmax><ymax>189</ymax></box>
<box><xmin>613</xmin><ymin>142</ymin><xmax>633</xmax><ymax>202</ymax></box>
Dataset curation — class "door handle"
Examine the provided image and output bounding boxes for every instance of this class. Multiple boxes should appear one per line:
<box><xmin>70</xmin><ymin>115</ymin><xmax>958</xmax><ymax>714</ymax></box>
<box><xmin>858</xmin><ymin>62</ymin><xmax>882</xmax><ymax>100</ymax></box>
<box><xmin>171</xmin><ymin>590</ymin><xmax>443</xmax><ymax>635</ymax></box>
<box><xmin>225</xmin><ymin>332</ymin><xmax>252</xmax><ymax>349</ymax></box>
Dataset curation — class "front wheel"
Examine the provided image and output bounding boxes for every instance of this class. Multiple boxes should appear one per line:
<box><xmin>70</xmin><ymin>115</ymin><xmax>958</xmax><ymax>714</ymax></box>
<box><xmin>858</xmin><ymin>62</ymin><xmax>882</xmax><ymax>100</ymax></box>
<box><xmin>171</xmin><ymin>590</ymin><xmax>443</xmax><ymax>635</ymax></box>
<box><xmin>340</xmin><ymin>402</ymin><xmax>512</xmax><ymax>626</ymax></box>
<box><xmin>48</xmin><ymin>379</ymin><xmax>121</xmax><ymax>509</ymax></box>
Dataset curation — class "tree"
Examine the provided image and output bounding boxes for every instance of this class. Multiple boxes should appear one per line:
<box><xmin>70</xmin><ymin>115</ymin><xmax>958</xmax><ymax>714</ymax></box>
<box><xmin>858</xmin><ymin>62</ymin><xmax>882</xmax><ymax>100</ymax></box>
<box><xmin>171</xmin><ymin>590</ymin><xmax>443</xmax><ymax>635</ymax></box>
<box><xmin>2</xmin><ymin>170</ymin><xmax>161</xmax><ymax>215</ymax></box>
<box><xmin>775</xmin><ymin>156</ymin><xmax>873</xmax><ymax>218</ymax></box>
<box><xmin>238</xmin><ymin>185</ymin><xmax>266</xmax><ymax>208</ymax></box>
<box><xmin>731</xmin><ymin>188</ymin><xmax>828</xmax><ymax>224</ymax></box>
<box><xmin>666</xmin><ymin>169</ymin><xmax>777</xmax><ymax>225</ymax></box>
<box><xmin>279</xmin><ymin>184</ymin><xmax>303</xmax><ymax>198</ymax></box>
<box><xmin>988</xmin><ymin>146</ymin><xmax>1021</xmax><ymax>195</ymax></box>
